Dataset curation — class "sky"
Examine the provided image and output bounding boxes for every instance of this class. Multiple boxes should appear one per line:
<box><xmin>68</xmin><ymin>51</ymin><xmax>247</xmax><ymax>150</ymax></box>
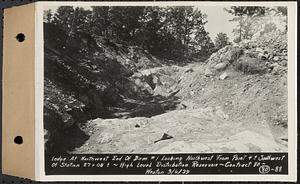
<box><xmin>46</xmin><ymin>6</ymin><xmax>237</xmax><ymax>42</ymax></box>
<box><xmin>196</xmin><ymin>6</ymin><xmax>237</xmax><ymax>42</ymax></box>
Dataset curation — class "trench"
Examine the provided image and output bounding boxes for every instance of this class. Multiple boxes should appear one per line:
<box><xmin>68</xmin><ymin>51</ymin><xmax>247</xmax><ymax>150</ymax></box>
<box><xmin>46</xmin><ymin>58</ymin><xmax>288</xmax><ymax>154</ymax></box>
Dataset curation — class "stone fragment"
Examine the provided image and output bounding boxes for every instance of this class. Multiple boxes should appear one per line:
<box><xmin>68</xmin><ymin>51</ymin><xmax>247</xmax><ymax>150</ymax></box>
<box><xmin>154</xmin><ymin>133</ymin><xmax>173</xmax><ymax>143</ymax></box>
<box><xmin>255</xmin><ymin>47</ymin><xmax>264</xmax><ymax>53</ymax></box>
<box><xmin>219</xmin><ymin>72</ymin><xmax>229</xmax><ymax>80</ymax></box>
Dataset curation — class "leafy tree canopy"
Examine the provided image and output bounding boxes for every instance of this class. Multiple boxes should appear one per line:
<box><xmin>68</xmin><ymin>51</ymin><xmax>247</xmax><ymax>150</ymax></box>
<box><xmin>45</xmin><ymin>6</ymin><xmax>215</xmax><ymax>61</ymax></box>
<box><xmin>214</xmin><ymin>32</ymin><xmax>230</xmax><ymax>50</ymax></box>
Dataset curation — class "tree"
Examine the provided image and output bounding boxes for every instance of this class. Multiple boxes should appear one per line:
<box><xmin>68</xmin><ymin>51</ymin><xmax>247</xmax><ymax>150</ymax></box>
<box><xmin>158</xmin><ymin>6</ymin><xmax>209</xmax><ymax>58</ymax></box>
<box><xmin>136</xmin><ymin>6</ymin><xmax>164</xmax><ymax>52</ymax></box>
<box><xmin>225</xmin><ymin>6</ymin><xmax>267</xmax><ymax>17</ymax></box>
<box><xmin>231</xmin><ymin>15</ymin><xmax>261</xmax><ymax>41</ymax></box>
<box><xmin>276</xmin><ymin>6</ymin><xmax>287</xmax><ymax>16</ymax></box>
<box><xmin>52</xmin><ymin>6</ymin><xmax>75</xmax><ymax>34</ymax></box>
<box><xmin>225</xmin><ymin>6</ymin><xmax>268</xmax><ymax>41</ymax></box>
<box><xmin>107</xmin><ymin>6</ymin><xmax>145</xmax><ymax>43</ymax></box>
<box><xmin>43</xmin><ymin>9</ymin><xmax>53</xmax><ymax>23</ymax></box>
<box><xmin>274</xmin><ymin>6</ymin><xmax>287</xmax><ymax>31</ymax></box>
<box><xmin>214</xmin><ymin>32</ymin><xmax>230</xmax><ymax>50</ymax></box>
<box><xmin>49</xmin><ymin>6</ymin><xmax>213</xmax><ymax>61</ymax></box>
<box><xmin>191</xmin><ymin>30</ymin><xmax>215</xmax><ymax>56</ymax></box>
<box><xmin>90</xmin><ymin>6</ymin><xmax>110</xmax><ymax>37</ymax></box>
<box><xmin>53</xmin><ymin>6</ymin><xmax>93</xmax><ymax>36</ymax></box>
<box><xmin>72</xmin><ymin>7</ymin><xmax>93</xmax><ymax>34</ymax></box>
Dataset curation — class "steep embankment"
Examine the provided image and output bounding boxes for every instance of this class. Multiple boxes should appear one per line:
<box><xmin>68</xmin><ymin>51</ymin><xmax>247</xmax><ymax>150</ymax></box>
<box><xmin>44</xmin><ymin>23</ymin><xmax>177</xmax><ymax>152</ymax></box>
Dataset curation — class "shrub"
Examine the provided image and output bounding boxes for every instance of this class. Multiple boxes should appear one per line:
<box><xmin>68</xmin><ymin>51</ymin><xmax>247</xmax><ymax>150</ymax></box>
<box><xmin>234</xmin><ymin>56</ymin><xmax>267</xmax><ymax>74</ymax></box>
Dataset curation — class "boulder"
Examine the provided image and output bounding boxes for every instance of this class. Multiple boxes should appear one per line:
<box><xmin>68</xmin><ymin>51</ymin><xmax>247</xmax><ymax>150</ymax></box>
<box><xmin>134</xmin><ymin>78</ymin><xmax>153</xmax><ymax>94</ymax></box>
<box><xmin>270</xmin><ymin>62</ymin><xmax>280</xmax><ymax>68</ymax></box>
<box><xmin>227</xmin><ymin>47</ymin><xmax>243</xmax><ymax>63</ymax></box>
<box><xmin>154</xmin><ymin>85</ymin><xmax>169</xmax><ymax>97</ymax></box>
<box><xmin>280</xmin><ymin>59</ymin><xmax>287</xmax><ymax>66</ymax></box>
<box><xmin>218</xmin><ymin>46</ymin><xmax>230</xmax><ymax>53</ymax></box>
<box><xmin>258</xmin><ymin>53</ymin><xmax>268</xmax><ymax>60</ymax></box>
<box><xmin>273</xmin><ymin>56</ymin><xmax>280</xmax><ymax>61</ymax></box>
<box><xmin>282</xmin><ymin>50</ymin><xmax>287</xmax><ymax>55</ymax></box>
<box><xmin>255</xmin><ymin>47</ymin><xmax>264</xmax><ymax>53</ymax></box>
<box><xmin>154</xmin><ymin>133</ymin><xmax>173</xmax><ymax>143</ymax></box>
<box><xmin>184</xmin><ymin>67</ymin><xmax>193</xmax><ymax>73</ymax></box>
<box><xmin>219</xmin><ymin>72</ymin><xmax>229</xmax><ymax>80</ymax></box>
<box><xmin>177</xmin><ymin>103</ymin><xmax>187</xmax><ymax>110</ymax></box>
<box><xmin>270</xmin><ymin>63</ymin><xmax>284</xmax><ymax>75</ymax></box>
<box><xmin>131</xmin><ymin>72</ymin><xmax>143</xmax><ymax>79</ymax></box>
<box><xmin>152</xmin><ymin>75</ymin><xmax>161</xmax><ymax>85</ymax></box>
<box><xmin>204</xmin><ymin>68</ymin><xmax>214</xmax><ymax>77</ymax></box>
<box><xmin>214</xmin><ymin>63</ymin><xmax>227</xmax><ymax>71</ymax></box>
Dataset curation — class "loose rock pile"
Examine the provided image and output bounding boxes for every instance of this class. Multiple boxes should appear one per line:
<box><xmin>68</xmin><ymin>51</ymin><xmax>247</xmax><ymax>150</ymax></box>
<box><xmin>204</xmin><ymin>30</ymin><xmax>287</xmax><ymax>76</ymax></box>
<box><xmin>240</xmin><ymin>30</ymin><xmax>287</xmax><ymax>75</ymax></box>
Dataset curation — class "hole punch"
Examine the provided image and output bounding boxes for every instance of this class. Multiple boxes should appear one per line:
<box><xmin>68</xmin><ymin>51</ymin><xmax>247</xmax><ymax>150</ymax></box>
<box><xmin>14</xmin><ymin>136</ymin><xmax>23</xmax><ymax>144</ymax></box>
<box><xmin>16</xmin><ymin>33</ymin><xmax>25</xmax><ymax>42</ymax></box>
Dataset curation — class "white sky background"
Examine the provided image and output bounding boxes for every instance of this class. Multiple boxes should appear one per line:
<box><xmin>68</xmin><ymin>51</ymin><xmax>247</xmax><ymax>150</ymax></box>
<box><xmin>46</xmin><ymin>6</ymin><xmax>237</xmax><ymax>42</ymax></box>
<box><xmin>196</xmin><ymin>6</ymin><xmax>237</xmax><ymax>42</ymax></box>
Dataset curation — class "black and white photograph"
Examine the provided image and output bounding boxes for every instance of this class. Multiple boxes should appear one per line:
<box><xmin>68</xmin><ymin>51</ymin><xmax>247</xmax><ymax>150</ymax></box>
<box><xmin>40</xmin><ymin>2</ymin><xmax>295</xmax><ymax>178</ymax></box>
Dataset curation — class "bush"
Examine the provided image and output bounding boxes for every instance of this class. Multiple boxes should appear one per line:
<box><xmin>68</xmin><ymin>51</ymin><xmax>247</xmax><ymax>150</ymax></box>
<box><xmin>234</xmin><ymin>56</ymin><xmax>267</xmax><ymax>74</ymax></box>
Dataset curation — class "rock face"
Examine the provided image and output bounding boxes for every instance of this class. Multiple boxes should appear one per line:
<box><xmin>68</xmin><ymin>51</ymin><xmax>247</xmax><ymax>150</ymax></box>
<box><xmin>155</xmin><ymin>130</ymin><xmax>281</xmax><ymax>153</ymax></box>
<box><xmin>206</xmin><ymin>46</ymin><xmax>242</xmax><ymax>70</ymax></box>
<box><xmin>71</xmin><ymin>108</ymin><xmax>286</xmax><ymax>153</ymax></box>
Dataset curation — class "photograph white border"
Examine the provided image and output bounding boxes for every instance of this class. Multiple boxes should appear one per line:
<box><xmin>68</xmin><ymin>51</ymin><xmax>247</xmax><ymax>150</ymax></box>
<box><xmin>35</xmin><ymin>1</ymin><xmax>297</xmax><ymax>182</ymax></box>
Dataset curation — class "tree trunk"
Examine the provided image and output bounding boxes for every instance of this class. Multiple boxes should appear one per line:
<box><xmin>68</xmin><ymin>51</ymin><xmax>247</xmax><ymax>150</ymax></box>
<box><xmin>239</xmin><ymin>15</ymin><xmax>242</xmax><ymax>41</ymax></box>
